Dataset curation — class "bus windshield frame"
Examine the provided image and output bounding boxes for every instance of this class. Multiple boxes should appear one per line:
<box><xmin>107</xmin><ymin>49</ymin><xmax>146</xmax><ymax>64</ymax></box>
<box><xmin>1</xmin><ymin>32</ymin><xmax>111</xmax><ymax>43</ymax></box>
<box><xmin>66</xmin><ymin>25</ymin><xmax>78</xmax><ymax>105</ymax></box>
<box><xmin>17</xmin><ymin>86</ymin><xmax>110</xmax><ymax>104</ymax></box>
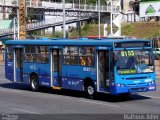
<box><xmin>114</xmin><ymin>48</ymin><xmax>154</xmax><ymax>75</ymax></box>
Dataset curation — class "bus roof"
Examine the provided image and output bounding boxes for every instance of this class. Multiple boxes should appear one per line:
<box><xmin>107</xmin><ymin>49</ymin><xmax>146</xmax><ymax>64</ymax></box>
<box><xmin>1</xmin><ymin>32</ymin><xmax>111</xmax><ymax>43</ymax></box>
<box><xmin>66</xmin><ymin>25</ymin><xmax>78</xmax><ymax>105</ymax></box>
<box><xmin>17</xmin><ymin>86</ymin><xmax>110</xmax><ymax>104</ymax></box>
<box><xmin>5</xmin><ymin>38</ymin><xmax>150</xmax><ymax>46</ymax></box>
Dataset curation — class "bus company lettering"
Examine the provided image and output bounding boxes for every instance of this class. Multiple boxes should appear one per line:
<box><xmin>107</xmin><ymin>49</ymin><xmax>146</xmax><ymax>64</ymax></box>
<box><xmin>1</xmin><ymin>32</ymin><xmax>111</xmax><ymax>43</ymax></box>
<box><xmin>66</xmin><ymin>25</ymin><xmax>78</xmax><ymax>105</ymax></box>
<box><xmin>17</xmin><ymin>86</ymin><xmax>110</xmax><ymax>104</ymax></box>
<box><xmin>83</xmin><ymin>67</ymin><xmax>91</xmax><ymax>72</ymax></box>
<box><xmin>68</xmin><ymin>80</ymin><xmax>80</xmax><ymax>86</ymax></box>
<box><xmin>7</xmin><ymin>62</ymin><xmax>12</xmax><ymax>66</ymax></box>
<box><xmin>98</xmin><ymin>46</ymin><xmax>108</xmax><ymax>50</ymax></box>
<box><xmin>42</xmin><ymin>81</ymin><xmax>49</xmax><ymax>86</ymax></box>
<box><xmin>30</xmin><ymin>64</ymin><xmax>37</xmax><ymax>70</ymax></box>
<box><xmin>53</xmin><ymin>46</ymin><xmax>59</xmax><ymax>49</ymax></box>
<box><xmin>133</xmin><ymin>81</ymin><xmax>141</xmax><ymax>83</ymax></box>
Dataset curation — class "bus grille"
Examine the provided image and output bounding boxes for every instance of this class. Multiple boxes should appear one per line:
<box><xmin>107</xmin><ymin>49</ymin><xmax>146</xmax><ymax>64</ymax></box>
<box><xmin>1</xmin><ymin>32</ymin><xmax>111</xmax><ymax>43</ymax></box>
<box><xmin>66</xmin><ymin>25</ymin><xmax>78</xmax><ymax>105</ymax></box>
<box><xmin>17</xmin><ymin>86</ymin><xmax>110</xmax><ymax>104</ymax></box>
<box><xmin>130</xmin><ymin>87</ymin><xmax>146</xmax><ymax>92</ymax></box>
<box><xmin>126</xmin><ymin>77</ymin><xmax>147</xmax><ymax>80</ymax></box>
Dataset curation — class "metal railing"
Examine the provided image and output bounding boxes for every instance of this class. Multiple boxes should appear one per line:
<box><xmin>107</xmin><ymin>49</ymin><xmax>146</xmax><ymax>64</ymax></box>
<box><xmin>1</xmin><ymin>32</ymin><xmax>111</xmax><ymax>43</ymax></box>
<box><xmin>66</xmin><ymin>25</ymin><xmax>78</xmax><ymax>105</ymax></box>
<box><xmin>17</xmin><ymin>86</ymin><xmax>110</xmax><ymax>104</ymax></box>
<box><xmin>0</xmin><ymin>17</ymin><xmax>85</xmax><ymax>36</ymax></box>
<box><xmin>1</xmin><ymin>0</ymin><xmax>120</xmax><ymax>13</ymax></box>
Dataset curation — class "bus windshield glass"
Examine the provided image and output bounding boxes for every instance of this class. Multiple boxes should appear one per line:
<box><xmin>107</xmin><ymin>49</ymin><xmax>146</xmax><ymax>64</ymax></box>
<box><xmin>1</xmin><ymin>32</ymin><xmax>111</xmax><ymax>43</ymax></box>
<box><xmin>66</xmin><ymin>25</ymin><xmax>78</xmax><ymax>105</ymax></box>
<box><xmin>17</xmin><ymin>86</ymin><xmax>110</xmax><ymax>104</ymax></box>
<box><xmin>115</xmin><ymin>49</ymin><xmax>154</xmax><ymax>74</ymax></box>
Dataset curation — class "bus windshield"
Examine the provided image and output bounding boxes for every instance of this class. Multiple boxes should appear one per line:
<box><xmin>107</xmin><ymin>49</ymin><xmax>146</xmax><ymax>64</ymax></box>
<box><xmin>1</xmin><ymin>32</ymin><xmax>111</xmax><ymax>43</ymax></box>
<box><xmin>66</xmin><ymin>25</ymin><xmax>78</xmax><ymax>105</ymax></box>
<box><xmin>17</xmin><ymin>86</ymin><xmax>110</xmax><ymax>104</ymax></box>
<box><xmin>115</xmin><ymin>49</ymin><xmax>154</xmax><ymax>74</ymax></box>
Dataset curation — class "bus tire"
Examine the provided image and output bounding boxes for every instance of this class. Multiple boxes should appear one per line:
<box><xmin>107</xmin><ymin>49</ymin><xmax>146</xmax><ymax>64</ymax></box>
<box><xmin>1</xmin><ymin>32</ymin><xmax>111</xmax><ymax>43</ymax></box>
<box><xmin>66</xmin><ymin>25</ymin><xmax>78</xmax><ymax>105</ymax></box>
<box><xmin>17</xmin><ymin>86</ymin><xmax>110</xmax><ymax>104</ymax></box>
<box><xmin>30</xmin><ymin>75</ymin><xmax>39</xmax><ymax>92</ymax></box>
<box><xmin>85</xmin><ymin>84</ymin><xmax>95</xmax><ymax>99</ymax></box>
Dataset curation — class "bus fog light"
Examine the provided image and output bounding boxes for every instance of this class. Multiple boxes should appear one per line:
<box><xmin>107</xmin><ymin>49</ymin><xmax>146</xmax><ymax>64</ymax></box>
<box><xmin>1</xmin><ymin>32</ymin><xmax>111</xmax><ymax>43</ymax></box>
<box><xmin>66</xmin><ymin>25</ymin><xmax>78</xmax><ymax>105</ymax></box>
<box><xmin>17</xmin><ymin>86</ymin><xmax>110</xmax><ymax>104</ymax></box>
<box><xmin>149</xmin><ymin>86</ymin><xmax>155</xmax><ymax>90</ymax></box>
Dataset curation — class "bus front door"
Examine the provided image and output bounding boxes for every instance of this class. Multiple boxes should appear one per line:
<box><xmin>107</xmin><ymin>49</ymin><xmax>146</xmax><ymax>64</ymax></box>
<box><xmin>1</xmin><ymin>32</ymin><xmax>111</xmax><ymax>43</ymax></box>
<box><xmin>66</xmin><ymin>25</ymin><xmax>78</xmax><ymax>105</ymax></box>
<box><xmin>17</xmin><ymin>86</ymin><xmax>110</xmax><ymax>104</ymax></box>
<box><xmin>51</xmin><ymin>49</ymin><xmax>62</xmax><ymax>88</ymax></box>
<box><xmin>98</xmin><ymin>50</ymin><xmax>110</xmax><ymax>92</ymax></box>
<box><xmin>14</xmin><ymin>48</ymin><xmax>23</xmax><ymax>82</ymax></box>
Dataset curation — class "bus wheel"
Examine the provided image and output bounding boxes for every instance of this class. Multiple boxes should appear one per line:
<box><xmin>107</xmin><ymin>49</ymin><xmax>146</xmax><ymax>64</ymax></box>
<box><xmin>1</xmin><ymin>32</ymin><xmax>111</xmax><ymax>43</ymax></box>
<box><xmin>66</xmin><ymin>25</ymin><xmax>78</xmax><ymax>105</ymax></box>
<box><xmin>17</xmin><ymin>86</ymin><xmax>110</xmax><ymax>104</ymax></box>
<box><xmin>30</xmin><ymin>75</ymin><xmax>39</xmax><ymax>92</ymax></box>
<box><xmin>85</xmin><ymin>84</ymin><xmax>95</xmax><ymax>99</ymax></box>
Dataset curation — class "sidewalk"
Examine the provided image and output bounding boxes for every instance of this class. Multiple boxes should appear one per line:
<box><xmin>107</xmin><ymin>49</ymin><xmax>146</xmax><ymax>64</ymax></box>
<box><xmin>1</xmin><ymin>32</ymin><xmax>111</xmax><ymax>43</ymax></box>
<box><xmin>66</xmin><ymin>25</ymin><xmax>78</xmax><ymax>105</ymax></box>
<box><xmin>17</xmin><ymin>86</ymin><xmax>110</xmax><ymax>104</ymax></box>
<box><xmin>0</xmin><ymin>61</ymin><xmax>4</xmax><ymax>66</ymax></box>
<box><xmin>155</xmin><ymin>60</ymin><xmax>160</xmax><ymax>80</ymax></box>
<box><xmin>0</xmin><ymin>52</ymin><xmax>4</xmax><ymax>66</ymax></box>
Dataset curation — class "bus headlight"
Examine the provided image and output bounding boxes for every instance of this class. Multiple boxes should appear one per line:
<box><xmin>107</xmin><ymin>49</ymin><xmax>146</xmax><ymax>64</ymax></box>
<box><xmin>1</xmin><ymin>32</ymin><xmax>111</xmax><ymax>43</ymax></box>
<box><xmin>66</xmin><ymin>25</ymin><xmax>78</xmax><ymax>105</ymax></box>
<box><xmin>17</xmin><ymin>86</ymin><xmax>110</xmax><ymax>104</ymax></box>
<box><xmin>111</xmin><ymin>83</ymin><xmax>115</xmax><ymax>86</ymax></box>
<box><xmin>117</xmin><ymin>84</ymin><xmax>121</xmax><ymax>87</ymax></box>
<box><xmin>115</xmin><ymin>84</ymin><xmax>125</xmax><ymax>87</ymax></box>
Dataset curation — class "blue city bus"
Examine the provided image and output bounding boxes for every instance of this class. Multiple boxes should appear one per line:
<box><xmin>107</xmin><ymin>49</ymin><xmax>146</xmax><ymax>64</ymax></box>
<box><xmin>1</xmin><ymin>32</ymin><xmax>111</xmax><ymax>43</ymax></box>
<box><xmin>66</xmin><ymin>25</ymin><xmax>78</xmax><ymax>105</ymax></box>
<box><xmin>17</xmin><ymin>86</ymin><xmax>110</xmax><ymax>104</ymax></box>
<box><xmin>5</xmin><ymin>38</ymin><xmax>156</xmax><ymax>98</ymax></box>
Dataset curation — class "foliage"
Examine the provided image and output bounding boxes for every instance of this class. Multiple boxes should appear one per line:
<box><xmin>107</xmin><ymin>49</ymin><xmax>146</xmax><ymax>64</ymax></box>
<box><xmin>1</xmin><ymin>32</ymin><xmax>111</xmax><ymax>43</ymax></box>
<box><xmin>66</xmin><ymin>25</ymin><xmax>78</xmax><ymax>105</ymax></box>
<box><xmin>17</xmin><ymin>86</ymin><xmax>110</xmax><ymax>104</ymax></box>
<box><xmin>69</xmin><ymin>21</ymin><xmax>160</xmax><ymax>39</ymax></box>
<box><xmin>121</xmin><ymin>22</ymin><xmax>160</xmax><ymax>39</ymax></box>
<box><xmin>69</xmin><ymin>23</ymin><xmax>104</xmax><ymax>38</ymax></box>
<box><xmin>121</xmin><ymin>23</ymin><xmax>134</xmax><ymax>35</ymax></box>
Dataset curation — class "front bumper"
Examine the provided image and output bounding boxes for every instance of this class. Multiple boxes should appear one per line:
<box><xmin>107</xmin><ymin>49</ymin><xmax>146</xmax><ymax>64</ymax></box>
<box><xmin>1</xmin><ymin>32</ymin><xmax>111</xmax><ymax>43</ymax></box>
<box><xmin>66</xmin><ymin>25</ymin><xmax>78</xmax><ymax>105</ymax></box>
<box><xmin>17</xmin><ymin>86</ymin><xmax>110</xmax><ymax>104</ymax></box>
<box><xmin>110</xmin><ymin>84</ymin><xmax>156</xmax><ymax>94</ymax></box>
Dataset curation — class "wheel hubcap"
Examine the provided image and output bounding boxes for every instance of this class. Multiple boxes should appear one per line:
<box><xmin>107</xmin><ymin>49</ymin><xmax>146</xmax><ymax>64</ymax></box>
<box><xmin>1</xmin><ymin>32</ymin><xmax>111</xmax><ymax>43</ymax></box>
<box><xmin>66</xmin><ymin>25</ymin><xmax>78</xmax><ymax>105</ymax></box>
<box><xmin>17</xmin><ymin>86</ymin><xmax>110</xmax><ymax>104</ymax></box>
<box><xmin>31</xmin><ymin>79</ymin><xmax>37</xmax><ymax>89</ymax></box>
<box><xmin>87</xmin><ymin>86</ymin><xmax>94</xmax><ymax>95</ymax></box>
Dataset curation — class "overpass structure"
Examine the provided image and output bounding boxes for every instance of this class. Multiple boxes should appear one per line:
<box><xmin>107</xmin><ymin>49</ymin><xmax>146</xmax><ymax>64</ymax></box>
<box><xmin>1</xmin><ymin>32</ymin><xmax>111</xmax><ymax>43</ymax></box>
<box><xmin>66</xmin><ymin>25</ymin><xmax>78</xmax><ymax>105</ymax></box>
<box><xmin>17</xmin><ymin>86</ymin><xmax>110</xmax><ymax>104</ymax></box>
<box><xmin>0</xmin><ymin>0</ymin><xmax>122</xmax><ymax>38</ymax></box>
<box><xmin>0</xmin><ymin>17</ymin><xmax>95</xmax><ymax>37</ymax></box>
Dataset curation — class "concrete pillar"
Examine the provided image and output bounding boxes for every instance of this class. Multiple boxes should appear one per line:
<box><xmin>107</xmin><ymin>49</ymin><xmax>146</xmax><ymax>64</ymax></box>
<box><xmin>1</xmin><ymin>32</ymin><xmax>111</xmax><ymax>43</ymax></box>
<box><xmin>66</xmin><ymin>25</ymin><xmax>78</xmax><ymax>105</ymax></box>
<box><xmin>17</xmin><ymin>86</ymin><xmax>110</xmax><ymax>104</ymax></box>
<box><xmin>52</xmin><ymin>26</ymin><xmax>55</xmax><ymax>36</ymax></box>
<box><xmin>77</xmin><ymin>21</ymin><xmax>81</xmax><ymax>38</ymax></box>
<box><xmin>103</xmin><ymin>23</ymin><xmax>107</xmax><ymax>37</ymax></box>
<box><xmin>41</xmin><ymin>29</ymin><xmax>45</xmax><ymax>36</ymax></box>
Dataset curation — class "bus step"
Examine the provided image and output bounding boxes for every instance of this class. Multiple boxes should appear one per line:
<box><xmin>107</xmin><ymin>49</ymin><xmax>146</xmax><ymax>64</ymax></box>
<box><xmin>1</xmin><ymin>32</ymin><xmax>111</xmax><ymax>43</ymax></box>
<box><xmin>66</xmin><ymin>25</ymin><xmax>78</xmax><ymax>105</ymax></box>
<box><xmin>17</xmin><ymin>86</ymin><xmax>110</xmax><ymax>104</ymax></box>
<box><xmin>52</xmin><ymin>86</ymin><xmax>62</xmax><ymax>90</ymax></box>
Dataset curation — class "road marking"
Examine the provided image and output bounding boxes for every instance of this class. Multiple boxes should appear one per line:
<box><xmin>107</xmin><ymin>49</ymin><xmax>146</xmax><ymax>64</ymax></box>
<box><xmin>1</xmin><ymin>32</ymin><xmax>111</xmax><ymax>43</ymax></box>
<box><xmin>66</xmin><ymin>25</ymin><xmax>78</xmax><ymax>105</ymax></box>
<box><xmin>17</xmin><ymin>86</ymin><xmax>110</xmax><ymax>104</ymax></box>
<box><xmin>79</xmin><ymin>99</ymin><xmax>119</xmax><ymax>108</ymax></box>
<box><xmin>9</xmin><ymin>108</ymin><xmax>40</xmax><ymax>114</ymax></box>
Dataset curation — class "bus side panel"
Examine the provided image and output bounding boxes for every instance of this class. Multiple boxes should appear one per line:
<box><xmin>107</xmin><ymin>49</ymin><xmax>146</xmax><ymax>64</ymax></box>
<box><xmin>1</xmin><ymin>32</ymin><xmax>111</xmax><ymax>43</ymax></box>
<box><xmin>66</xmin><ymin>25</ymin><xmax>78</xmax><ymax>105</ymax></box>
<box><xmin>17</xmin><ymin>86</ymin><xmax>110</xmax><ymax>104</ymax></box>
<box><xmin>16</xmin><ymin>69</ymin><xmax>21</xmax><ymax>82</ymax></box>
<box><xmin>37</xmin><ymin>64</ymin><xmax>50</xmax><ymax>87</ymax></box>
<box><xmin>23</xmin><ymin>63</ymin><xmax>51</xmax><ymax>87</ymax></box>
<box><xmin>23</xmin><ymin>63</ymin><xmax>34</xmax><ymax>84</ymax></box>
<box><xmin>62</xmin><ymin>77</ymin><xmax>83</xmax><ymax>90</ymax></box>
<box><xmin>23</xmin><ymin>73</ymin><xmax>30</xmax><ymax>84</ymax></box>
<box><xmin>52</xmin><ymin>72</ymin><xmax>62</xmax><ymax>86</ymax></box>
<box><xmin>62</xmin><ymin>65</ymin><xmax>96</xmax><ymax>91</ymax></box>
<box><xmin>5</xmin><ymin>61</ymin><xmax>14</xmax><ymax>81</ymax></box>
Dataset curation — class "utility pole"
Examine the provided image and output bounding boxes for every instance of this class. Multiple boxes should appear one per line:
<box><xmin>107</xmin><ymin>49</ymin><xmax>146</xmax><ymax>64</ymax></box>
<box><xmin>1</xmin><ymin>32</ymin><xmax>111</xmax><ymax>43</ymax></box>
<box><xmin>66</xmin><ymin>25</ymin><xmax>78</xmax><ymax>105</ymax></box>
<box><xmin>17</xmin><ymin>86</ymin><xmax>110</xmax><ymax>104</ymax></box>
<box><xmin>98</xmin><ymin>0</ymin><xmax>101</xmax><ymax>38</ymax></box>
<box><xmin>63</xmin><ymin>0</ymin><xmax>66</xmax><ymax>38</ymax></box>
<box><xmin>3</xmin><ymin>0</ymin><xmax>6</xmax><ymax>20</ymax></box>
<box><xmin>19</xmin><ymin>0</ymin><xmax>27</xmax><ymax>39</ymax></box>
<box><xmin>13</xmin><ymin>17</ymin><xmax>16</xmax><ymax>40</ymax></box>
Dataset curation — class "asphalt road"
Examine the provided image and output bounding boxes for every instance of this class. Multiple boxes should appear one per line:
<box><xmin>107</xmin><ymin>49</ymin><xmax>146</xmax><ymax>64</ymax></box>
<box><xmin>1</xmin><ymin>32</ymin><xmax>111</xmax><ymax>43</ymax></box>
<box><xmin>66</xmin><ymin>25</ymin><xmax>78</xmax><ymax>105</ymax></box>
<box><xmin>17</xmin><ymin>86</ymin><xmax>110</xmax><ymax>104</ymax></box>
<box><xmin>0</xmin><ymin>64</ymin><xmax>160</xmax><ymax>120</ymax></box>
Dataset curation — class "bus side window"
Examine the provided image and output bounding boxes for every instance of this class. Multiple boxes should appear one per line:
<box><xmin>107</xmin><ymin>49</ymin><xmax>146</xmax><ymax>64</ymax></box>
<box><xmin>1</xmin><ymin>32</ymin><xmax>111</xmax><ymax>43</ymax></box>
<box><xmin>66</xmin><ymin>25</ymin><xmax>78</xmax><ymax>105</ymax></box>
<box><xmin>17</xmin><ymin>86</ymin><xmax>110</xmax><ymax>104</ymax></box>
<box><xmin>7</xmin><ymin>53</ymin><xmax>12</xmax><ymax>61</ymax></box>
<box><xmin>38</xmin><ymin>46</ymin><xmax>49</xmax><ymax>64</ymax></box>
<box><xmin>80</xmin><ymin>56</ymin><xmax>86</xmax><ymax>66</ymax></box>
<box><xmin>24</xmin><ymin>54</ymin><xmax>29</xmax><ymax>62</ymax></box>
<box><xmin>63</xmin><ymin>46</ymin><xmax>78</xmax><ymax>65</ymax></box>
<box><xmin>24</xmin><ymin>46</ymin><xmax>38</xmax><ymax>63</ymax></box>
<box><xmin>29</xmin><ymin>54</ymin><xmax>34</xmax><ymax>62</ymax></box>
<box><xmin>41</xmin><ymin>53</ymin><xmax>49</xmax><ymax>63</ymax></box>
<box><xmin>79</xmin><ymin>47</ymin><xmax>95</xmax><ymax>66</ymax></box>
<box><xmin>7</xmin><ymin>46</ymin><xmax>12</xmax><ymax>61</ymax></box>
